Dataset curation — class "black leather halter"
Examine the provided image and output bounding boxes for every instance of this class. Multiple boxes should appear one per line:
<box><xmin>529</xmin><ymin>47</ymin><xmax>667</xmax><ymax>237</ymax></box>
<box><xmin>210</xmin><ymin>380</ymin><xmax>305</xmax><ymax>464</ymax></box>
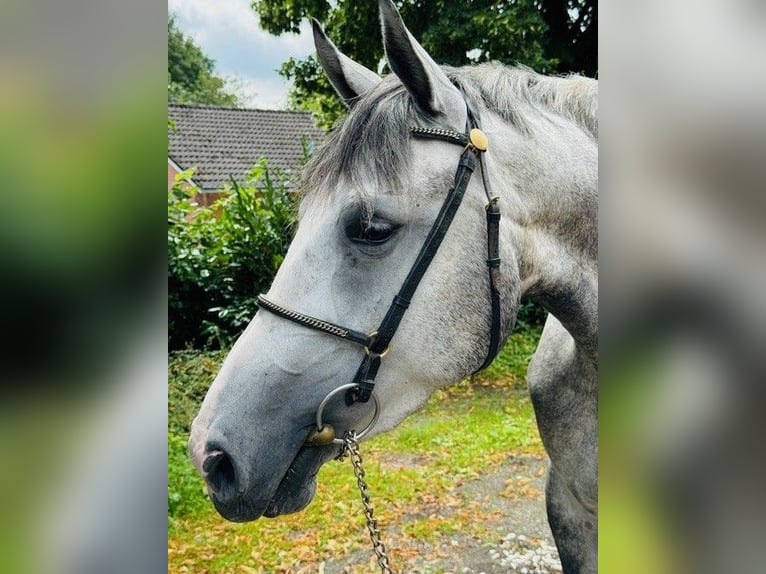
<box><xmin>257</xmin><ymin>110</ymin><xmax>503</xmax><ymax>408</ymax></box>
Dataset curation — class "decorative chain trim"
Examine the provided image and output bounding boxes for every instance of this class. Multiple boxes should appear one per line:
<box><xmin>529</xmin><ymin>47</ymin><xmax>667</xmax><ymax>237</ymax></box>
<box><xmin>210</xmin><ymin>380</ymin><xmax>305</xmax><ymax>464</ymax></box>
<box><xmin>410</xmin><ymin>126</ymin><xmax>467</xmax><ymax>146</ymax></box>
<box><xmin>257</xmin><ymin>296</ymin><xmax>349</xmax><ymax>339</ymax></box>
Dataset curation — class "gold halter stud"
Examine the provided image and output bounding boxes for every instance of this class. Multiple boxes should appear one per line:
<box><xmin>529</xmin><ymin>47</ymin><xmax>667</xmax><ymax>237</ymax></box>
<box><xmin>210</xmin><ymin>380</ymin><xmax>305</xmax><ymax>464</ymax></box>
<box><xmin>469</xmin><ymin>128</ymin><xmax>489</xmax><ymax>151</ymax></box>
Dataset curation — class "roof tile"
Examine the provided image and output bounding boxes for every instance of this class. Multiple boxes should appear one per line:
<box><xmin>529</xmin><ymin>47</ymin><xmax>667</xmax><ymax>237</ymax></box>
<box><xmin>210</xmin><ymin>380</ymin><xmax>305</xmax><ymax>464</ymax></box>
<box><xmin>168</xmin><ymin>104</ymin><xmax>324</xmax><ymax>190</ymax></box>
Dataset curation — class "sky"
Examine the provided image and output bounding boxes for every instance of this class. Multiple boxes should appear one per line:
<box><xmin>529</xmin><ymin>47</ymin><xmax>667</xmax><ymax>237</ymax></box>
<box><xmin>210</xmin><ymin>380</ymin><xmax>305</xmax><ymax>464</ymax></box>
<box><xmin>168</xmin><ymin>0</ymin><xmax>315</xmax><ymax>109</ymax></box>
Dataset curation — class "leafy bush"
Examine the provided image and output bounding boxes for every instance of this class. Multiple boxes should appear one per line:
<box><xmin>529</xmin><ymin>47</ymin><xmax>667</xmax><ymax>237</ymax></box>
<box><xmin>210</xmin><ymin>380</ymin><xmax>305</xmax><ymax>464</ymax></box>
<box><xmin>168</xmin><ymin>432</ymin><xmax>209</xmax><ymax>519</ymax></box>
<box><xmin>515</xmin><ymin>298</ymin><xmax>548</xmax><ymax>330</ymax></box>
<box><xmin>168</xmin><ymin>160</ymin><xmax>297</xmax><ymax>350</ymax></box>
<box><xmin>476</xmin><ymin>326</ymin><xmax>543</xmax><ymax>384</ymax></box>
<box><xmin>168</xmin><ymin>350</ymin><xmax>227</xmax><ymax>521</ymax></box>
<box><xmin>168</xmin><ymin>349</ymin><xmax>227</xmax><ymax>434</ymax></box>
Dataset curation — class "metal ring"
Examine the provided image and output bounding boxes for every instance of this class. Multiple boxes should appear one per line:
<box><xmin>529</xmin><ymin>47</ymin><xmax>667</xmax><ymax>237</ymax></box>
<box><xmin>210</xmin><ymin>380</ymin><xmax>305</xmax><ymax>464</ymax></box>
<box><xmin>315</xmin><ymin>383</ymin><xmax>381</xmax><ymax>444</ymax></box>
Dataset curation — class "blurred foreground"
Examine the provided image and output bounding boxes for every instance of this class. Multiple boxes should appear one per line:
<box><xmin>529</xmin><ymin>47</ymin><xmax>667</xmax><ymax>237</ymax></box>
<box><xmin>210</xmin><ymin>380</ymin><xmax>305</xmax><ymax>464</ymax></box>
<box><xmin>0</xmin><ymin>0</ymin><xmax>167</xmax><ymax>572</ymax></box>
<box><xmin>600</xmin><ymin>0</ymin><xmax>766</xmax><ymax>572</ymax></box>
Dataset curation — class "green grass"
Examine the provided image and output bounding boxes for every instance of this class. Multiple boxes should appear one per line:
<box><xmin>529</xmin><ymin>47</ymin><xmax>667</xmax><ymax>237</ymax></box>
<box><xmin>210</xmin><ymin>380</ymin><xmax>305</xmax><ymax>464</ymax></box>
<box><xmin>168</xmin><ymin>328</ymin><xmax>542</xmax><ymax>573</ymax></box>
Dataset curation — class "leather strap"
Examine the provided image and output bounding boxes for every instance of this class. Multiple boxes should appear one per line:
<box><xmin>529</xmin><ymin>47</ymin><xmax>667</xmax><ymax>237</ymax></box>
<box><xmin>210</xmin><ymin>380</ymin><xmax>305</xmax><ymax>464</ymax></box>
<box><xmin>467</xmin><ymin>108</ymin><xmax>504</xmax><ymax>372</ymax></box>
<box><xmin>475</xmin><ymin>197</ymin><xmax>502</xmax><ymax>371</ymax></box>
<box><xmin>413</xmin><ymin>117</ymin><xmax>504</xmax><ymax>373</ymax></box>
<box><xmin>409</xmin><ymin>127</ymin><xmax>468</xmax><ymax>146</ymax></box>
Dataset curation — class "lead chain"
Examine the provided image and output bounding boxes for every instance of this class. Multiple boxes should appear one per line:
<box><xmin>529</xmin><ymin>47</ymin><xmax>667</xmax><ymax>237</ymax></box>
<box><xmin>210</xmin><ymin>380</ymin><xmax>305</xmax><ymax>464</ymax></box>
<box><xmin>343</xmin><ymin>432</ymin><xmax>394</xmax><ymax>574</ymax></box>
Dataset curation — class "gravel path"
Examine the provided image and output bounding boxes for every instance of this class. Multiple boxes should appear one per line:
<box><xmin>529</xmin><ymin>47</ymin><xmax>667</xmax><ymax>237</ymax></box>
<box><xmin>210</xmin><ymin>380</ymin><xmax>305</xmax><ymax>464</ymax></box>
<box><xmin>322</xmin><ymin>454</ymin><xmax>561</xmax><ymax>574</ymax></box>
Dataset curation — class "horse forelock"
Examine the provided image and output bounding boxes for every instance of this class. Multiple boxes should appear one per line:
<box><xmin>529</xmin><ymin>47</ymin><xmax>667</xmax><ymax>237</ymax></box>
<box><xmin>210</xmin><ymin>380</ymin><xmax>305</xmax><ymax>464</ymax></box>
<box><xmin>301</xmin><ymin>63</ymin><xmax>597</xmax><ymax>212</ymax></box>
<box><xmin>302</xmin><ymin>76</ymin><xmax>429</xmax><ymax>212</ymax></box>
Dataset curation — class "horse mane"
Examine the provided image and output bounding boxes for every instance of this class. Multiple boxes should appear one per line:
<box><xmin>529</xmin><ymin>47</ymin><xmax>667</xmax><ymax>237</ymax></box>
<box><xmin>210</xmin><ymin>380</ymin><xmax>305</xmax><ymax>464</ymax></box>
<box><xmin>453</xmin><ymin>63</ymin><xmax>598</xmax><ymax>140</ymax></box>
<box><xmin>302</xmin><ymin>63</ymin><xmax>597</xmax><ymax>207</ymax></box>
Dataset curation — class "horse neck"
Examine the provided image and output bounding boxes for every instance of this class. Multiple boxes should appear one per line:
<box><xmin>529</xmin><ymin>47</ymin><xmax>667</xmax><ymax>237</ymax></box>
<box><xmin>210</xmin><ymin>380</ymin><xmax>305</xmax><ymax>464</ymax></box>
<box><xmin>489</xmin><ymin>110</ymin><xmax>598</xmax><ymax>355</ymax></box>
<box><xmin>516</xmin><ymin>223</ymin><xmax>598</xmax><ymax>356</ymax></box>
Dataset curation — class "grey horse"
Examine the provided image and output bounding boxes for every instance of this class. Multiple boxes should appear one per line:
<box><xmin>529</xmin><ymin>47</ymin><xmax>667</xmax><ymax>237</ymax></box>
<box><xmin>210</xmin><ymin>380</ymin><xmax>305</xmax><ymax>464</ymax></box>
<box><xmin>189</xmin><ymin>1</ymin><xmax>597</xmax><ymax>571</ymax></box>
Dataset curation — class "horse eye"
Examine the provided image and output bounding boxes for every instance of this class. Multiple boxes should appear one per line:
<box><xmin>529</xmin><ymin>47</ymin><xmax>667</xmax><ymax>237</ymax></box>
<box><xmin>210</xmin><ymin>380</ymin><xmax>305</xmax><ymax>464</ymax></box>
<box><xmin>345</xmin><ymin>217</ymin><xmax>400</xmax><ymax>246</ymax></box>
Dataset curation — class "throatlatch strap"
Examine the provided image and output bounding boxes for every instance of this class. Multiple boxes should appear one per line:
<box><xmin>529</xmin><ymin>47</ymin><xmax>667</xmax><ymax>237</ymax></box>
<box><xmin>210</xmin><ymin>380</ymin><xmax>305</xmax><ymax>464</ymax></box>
<box><xmin>471</xmin><ymin>120</ymin><xmax>504</xmax><ymax>372</ymax></box>
<box><xmin>475</xmin><ymin>198</ymin><xmax>503</xmax><ymax>372</ymax></box>
<box><xmin>414</xmin><ymin>115</ymin><xmax>504</xmax><ymax>373</ymax></box>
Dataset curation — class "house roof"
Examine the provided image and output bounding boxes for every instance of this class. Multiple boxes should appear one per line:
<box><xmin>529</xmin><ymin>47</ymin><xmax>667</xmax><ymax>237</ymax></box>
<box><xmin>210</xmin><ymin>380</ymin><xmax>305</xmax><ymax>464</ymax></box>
<box><xmin>168</xmin><ymin>104</ymin><xmax>324</xmax><ymax>190</ymax></box>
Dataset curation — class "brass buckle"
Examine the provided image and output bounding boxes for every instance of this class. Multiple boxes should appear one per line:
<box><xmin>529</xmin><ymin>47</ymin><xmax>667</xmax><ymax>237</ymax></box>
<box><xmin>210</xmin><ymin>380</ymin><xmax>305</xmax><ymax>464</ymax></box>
<box><xmin>364</xmin><ymin>331</ymin><xmax>391</xmax><ymax>358</ymax></box>
<box><xmin>485</xmin><ymin>196</ymin><xmax>499</xmax><ymax>211</ymax></box>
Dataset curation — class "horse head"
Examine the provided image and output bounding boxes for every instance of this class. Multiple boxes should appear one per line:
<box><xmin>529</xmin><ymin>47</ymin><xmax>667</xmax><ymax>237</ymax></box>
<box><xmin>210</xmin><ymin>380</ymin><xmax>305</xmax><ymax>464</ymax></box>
<box><xmin>188</xmin><ymin>0</ymin><xmax>522</xmax><ymax>522</ymax></box>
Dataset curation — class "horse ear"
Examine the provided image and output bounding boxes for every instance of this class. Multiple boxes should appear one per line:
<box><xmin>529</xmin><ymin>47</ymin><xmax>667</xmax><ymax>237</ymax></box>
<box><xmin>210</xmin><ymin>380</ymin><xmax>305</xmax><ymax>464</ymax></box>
<box><xmin>378</xmin><ymin>0</ymin><xmax>466</xmax><ymax>126</ymax></box>
<box><xmin>312</xmin><ymin>18</ymin><xmax>381</xmax><ymax>107</ymax></box>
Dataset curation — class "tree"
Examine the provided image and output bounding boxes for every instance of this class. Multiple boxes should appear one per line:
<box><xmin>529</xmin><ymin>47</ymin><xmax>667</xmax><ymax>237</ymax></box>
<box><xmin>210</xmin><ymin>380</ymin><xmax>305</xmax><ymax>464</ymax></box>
<box><xmin>252</xmin><ymin>0</ymin><xmax>596</xmax><ymax>127</ymax></box>
<box><xmin>168</xmin><ymin>16</ymin><xmax>240</xmax><ymax>106</ymax></box>
<box><xmin>539</xmin><ymin>0</ymin><xmax>597</xmax><ymax>78</ymax></box>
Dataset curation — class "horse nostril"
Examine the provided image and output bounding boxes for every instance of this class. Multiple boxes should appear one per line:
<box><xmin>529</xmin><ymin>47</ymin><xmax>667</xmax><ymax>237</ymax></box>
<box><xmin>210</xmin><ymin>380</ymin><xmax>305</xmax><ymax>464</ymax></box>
<box><xmin>202</xmin><ymin>449</ymin><xmax>225</xmax><ymax>473</ymax></box>
<box><xmin>202</xmin><ymin>448</ymin><xmax>237</xmax><ymax>498</ymax></box>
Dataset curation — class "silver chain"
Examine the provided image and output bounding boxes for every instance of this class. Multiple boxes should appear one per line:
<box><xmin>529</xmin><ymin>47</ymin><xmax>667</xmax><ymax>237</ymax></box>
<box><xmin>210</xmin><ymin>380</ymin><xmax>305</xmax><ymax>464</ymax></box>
<box><xmin>341</xmin><ymin>432</ymin><xmax>394</xmax><ymax>574</ymax></box>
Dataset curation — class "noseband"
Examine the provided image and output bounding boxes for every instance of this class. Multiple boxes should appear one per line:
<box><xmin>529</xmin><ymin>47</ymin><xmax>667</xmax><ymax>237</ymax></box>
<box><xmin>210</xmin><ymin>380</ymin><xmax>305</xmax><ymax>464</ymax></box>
<box><xmin>256</xmin><ymin>107</ymin><xmax>503</xmax><ymax>444</ymax></box>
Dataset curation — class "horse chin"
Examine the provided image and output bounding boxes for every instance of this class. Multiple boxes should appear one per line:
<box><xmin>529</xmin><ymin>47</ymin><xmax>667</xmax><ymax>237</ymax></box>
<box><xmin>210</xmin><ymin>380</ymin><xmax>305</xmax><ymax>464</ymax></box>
<box><xmin>209</xmin><ymin>493</ymin><xmax>267</xmax><ymax>523</ymax></box>
<box><xmin>264</xmin><ymin>444</ymin><xmax>338</xmax><ymax>518</ymax></box>
<box><xmin>263</xmin><ymin>475</ymin><xmax>316</xmax><ymax>518</ymax></box>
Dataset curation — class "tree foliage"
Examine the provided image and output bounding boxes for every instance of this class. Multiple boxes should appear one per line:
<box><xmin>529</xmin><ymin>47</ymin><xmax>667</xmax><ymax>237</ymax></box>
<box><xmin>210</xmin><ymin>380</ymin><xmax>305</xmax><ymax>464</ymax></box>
<box><xmin>168</xmin><ymin>16</ymin><xmax>240</xmax><ymax>106</ymax></box>
<box><xmin>168</xmin><ymin>161</ymin><xmax>297</xmax><ymax>350</ymax></box>
<box><xmin>539</xmin><ymin>0</ymin><xmax>596</xmax><ymax>76</ymax></box>
<box><xmin>252</xmin><ymin>0</ymin><xmax>596</xmax><ymax>127</ymax></box>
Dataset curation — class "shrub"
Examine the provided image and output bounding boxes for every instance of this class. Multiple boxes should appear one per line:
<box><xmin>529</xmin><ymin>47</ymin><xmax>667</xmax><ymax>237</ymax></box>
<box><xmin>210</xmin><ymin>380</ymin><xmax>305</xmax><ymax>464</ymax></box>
<box><xmin>168</xmin><ymin>350</ymin><xmax>226</xmax><ymax>521</ymax></box>
<box><xmin>515</xmin><ymin>298</ymin><xmax>548</xmax><ymax>330</ymax></box>
<box><xmin>168</xmin><ymin>432</ymin><xmax>209</xmax><ymax>519</ymax></box>
<box><xmin>168</xmin><ymin>160</ymin><xmax>297</xmax><ymax>349</ymax></box>
<box><xmin>168</xmin><ymin>349</ymin><xmax>227</xmax><ymax>435</ymax></box>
